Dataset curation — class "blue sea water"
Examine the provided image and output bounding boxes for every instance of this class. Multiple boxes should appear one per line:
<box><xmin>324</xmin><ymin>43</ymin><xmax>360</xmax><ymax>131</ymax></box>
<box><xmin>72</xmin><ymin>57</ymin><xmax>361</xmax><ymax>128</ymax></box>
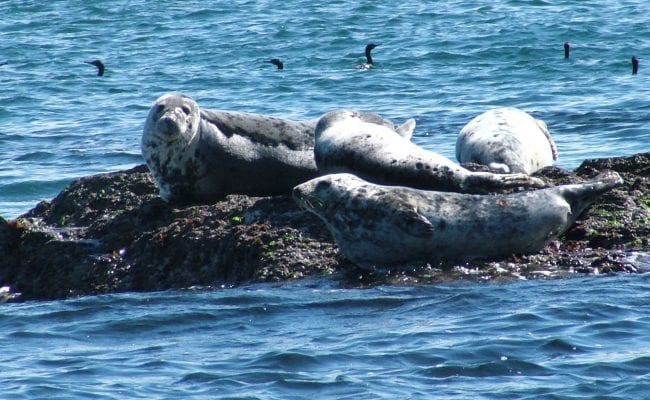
<box><xmin>1</xmin><ymin>0</ymin><xmax>650</xmax><ymax>398</ymax></box>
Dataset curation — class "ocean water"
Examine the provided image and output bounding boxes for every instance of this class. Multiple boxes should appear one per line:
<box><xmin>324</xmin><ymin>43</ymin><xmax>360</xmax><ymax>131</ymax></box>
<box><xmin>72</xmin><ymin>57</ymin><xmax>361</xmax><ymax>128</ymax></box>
<box><xmin>1</xmin><ymin>0</ymin><xmax>650</xmax><ymax>398</ymax></box>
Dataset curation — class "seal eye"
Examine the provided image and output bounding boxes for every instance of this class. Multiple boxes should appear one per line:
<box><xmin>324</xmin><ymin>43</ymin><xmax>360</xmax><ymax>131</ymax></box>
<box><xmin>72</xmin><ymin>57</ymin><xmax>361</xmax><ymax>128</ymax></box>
<box><xmin>156</xmin><ymin>105</ymin><xmax>165</xmax><ymax>114</ymax></box>
<box><xmin>181</xmin><ymin>106</ymin><xmax>191</xmax><ymax>115</ymax></box>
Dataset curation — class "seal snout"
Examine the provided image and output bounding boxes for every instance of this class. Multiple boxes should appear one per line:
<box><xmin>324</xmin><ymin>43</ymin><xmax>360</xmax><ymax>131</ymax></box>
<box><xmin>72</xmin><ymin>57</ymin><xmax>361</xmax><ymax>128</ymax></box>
<box><xmin>292</xmin><ymin>185</ymin><xmax>313</xmax><ymax>210</ymax></box>
<box><xmin>156</xmin><ymin>112</ymin><xmax>183</xmax><ymax>137</ymax></box>
<box><xmin>291</xmin><ymin>185</ymin><xmax>304</xmax><ymax>202</ymax></box>
<box><xmin>292</xmin><ymin>180</ymin><xmax>329</xmax><ymax>212</ymax></box>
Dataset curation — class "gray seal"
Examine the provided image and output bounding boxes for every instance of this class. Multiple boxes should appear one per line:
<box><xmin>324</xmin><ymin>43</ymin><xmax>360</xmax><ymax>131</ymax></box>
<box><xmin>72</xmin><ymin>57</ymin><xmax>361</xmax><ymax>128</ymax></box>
<box><xmin>293</xmin><ymin>171</ymin><xmax>623</xmax><ymax>267</ymax></box>
<box><xmin>314</xmin><ymin>110</ymin><xmax>545</xmax><ymax>193</ymax></box>
<box><xmin>142</xmin><ymin>93</ymin><xmax>416</xmax><ymax>203</ymax></box>
<box><xmin>456</xmin><ymin>107</ymin><xmax>558</xmax><ymax>174</ymax></box>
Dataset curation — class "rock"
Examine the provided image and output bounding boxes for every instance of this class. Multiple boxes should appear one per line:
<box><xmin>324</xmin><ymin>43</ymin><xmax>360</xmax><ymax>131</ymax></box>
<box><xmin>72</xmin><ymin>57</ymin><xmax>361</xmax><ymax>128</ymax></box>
<box><xmin>1</xmin><ymin>153</ymin><xmax>650</xmax><ymax>301</ymax></box>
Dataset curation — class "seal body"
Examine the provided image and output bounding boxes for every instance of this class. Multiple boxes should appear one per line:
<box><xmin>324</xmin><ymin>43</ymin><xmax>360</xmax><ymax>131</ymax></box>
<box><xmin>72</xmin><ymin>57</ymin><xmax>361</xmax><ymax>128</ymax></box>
<box><xmin>142</xmin><ymin>93</ymin><xmax>416</xmax><ymax>203</ymax></box>
<box><xmin>314</xmin><ymin>110</ymin><xmax>545</xmax><ymax>193</ymax></box>
<box><xmin>456</xmin><ymin>107</ymin><xmax>558</xmax><ymax>174</ymax></box>
<box><xmin>293</xmin><ymin>172</ymin><xmax>623</xmax><ymax>267</ymax></box>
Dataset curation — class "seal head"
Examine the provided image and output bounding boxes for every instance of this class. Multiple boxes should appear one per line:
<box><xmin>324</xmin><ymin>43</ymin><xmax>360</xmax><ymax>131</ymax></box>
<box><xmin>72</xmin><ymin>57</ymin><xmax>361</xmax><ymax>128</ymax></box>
<box><xmin>142</xmin><ymin>93</ymin><xmax>203</xmax><ymax>202</ymax></box>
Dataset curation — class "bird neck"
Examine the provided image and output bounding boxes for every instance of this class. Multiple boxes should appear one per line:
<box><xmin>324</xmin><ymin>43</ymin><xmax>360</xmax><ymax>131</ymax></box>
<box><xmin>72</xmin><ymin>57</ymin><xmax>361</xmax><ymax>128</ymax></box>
<box><xmin>365</xmin><ymin>49</ymin><xmax>374</xmax><ymax>65</ymax></box>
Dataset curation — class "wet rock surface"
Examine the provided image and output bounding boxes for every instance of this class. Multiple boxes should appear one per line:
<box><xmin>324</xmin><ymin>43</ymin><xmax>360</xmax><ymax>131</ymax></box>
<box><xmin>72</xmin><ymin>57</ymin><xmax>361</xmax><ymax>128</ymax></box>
<box><xmin>1</xmin><ymin>153</ymin><xmax>650</xmax><ymax>301</ymax></box>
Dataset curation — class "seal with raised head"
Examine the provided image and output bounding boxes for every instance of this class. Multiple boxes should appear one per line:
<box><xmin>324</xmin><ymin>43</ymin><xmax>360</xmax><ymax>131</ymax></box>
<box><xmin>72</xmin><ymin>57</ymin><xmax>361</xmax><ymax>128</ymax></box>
<box><xmin>293</xmin><ymin>171</ymin><xmax>623</xmax><ymax>267</ymax></box>
<box><xmin>142</xmin><ymin>93</ymin><xmax>416</xmax><ymax>203</ymax></box>
<box><xmin>456</xmin><ymin>107</ymin><xmax>558</xmax><ymax>174</ymax></box>
<box><xmin>314</xmin><ymin>110</ymin><xmax>545</xmax><ymax>193</ymax></box>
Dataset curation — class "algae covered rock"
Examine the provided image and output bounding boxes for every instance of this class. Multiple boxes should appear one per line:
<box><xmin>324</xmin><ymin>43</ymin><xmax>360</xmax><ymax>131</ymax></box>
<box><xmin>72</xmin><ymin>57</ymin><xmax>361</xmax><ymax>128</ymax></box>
<box><xmin>1</xmin><ymin>153</ymin><xmax>649</xmax><ymax>301</ymax></box>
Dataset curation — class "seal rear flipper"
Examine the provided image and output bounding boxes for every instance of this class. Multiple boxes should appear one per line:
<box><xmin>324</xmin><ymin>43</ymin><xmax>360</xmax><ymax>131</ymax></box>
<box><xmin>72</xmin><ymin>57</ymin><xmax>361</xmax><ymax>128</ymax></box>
<box><xmin>560</xmin><ymin>171</ymin><xmax>623</xmax><ymax>214</ymax></box>
<box><xmin>536</xmin><ymin>118</ymin><xmax>559</xmax><ymax>161</ymax></box>
<box><xmin>487</xmin><ymin>162</ymin><xmax>511</xmax><ymax>174</ymax></box>
<box><xmin>395</xmin><ymin>118</ymin><xmax>416</xmax><ymax>140</ymax></box>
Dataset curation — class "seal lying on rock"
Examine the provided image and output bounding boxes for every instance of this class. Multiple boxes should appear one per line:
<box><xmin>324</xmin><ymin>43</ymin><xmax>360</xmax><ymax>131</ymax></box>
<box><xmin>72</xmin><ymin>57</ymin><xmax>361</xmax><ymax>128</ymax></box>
<box><xmin>456</xmin><ymin>107</ymin><xmax>558</xmax><ymax>174</ymax></box>
<box><xmin>293</xmin><ymin>171</ymin><xmax>623</xmax><ymax>267</ymax></box>
<box><xmin>314</xmin><ymin>110</ymin><xmax>545</xmax><ymax>193</ymax></box>
<box><xmin>142</xmin><ymin>93</ymin><xmax>416</xmax><ymax>203</ymax></box>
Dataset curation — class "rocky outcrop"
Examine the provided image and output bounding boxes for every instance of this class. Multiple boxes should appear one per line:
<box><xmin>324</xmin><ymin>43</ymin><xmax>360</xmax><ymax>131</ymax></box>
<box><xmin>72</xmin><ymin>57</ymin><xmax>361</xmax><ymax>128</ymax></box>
<box><xmin>1</xmin><ymin>153</ymin><xmax>649</xmax><ymax>301</ymax></box>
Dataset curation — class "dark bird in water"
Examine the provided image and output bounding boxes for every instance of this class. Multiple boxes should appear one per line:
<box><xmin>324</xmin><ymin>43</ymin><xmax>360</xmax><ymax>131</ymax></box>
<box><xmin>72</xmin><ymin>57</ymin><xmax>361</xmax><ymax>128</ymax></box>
<box><xmin>356</xmin><ymin>43</ymin><xmax>380</xmax><ymax>70</ymax></box>
<box><xmin>564</xmin><ymin>42</ymin><xmax>571</xmax><ymax>59</ymax></box>
<box><xmin>632</xmin><ymin>56</ymin><xmax>639</xmax><ymax>75</ymax></box>
<box><xmin>85</xmin><ymin>59</ymin><xmax>105</xmax><ymax>76</ymax></box>
<box><xmin>267</xmin><ymin>58</ymin><xmax>284</xmax><ymax>70</ymax></box>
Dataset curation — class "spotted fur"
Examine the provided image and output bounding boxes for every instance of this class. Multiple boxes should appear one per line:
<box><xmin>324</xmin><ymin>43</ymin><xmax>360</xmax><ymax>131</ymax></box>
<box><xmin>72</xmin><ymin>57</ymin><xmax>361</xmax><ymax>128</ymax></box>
<box><xmin>293</xmin><ymin>172</ymin><xmax>623</xmax><ymax>267</ymax></box>
<box><xmin>456</xmin><ymin>107</ymin><xmax>558</xmax><ymax>174</ymax></box>
<box><xmin>142</xmin><ymin>93</ymin><xmax>417</xmax><ymax>203</ymax></box>
<box><xmin>314</xmin><ymin>110</ymin><xmax>546</xmax><ymax>194</ymax></box>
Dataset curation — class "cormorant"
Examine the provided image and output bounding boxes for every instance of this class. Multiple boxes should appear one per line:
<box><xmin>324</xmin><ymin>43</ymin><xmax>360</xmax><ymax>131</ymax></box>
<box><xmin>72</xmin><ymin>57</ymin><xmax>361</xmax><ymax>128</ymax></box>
<box><xmin>267</xmin><ymin>58</ymin><xmax>284</xmax><ymax>70</ymax></box>
<box><xmin>564</xmin><ymin>42</ymin><xmax>570</xmax><ymax>59</ymax></box>
<box><xmin>356</xmin><ymin>43</ymin><xmax>380</xmax><ymax>70</ymax></box>
<box><xmin>85</xmin><ymin>59</ymin><xmax>105</xmax><ymax>76</ymax></box>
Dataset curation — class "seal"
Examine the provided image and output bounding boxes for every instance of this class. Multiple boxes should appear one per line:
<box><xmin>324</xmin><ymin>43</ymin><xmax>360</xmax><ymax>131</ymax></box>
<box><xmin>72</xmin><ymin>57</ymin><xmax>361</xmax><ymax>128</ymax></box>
<box><xmin>142</xmin><ymin>93</ymin><xmax>416</xmax><ymax>203</ymax></box>
<box><xmin>314</xmin><ymin>110</ymin><xmax>545</xmax><ymax>193</ymax></box>
<box><xmin>293</xmin><ymin>171</ymin><xmax>623</xmax><ymax>267</ymax></box>
<box><xmin>456</xmin><ymin>107</ymin><xmax>558</xmax><ymax>174</ymax></box>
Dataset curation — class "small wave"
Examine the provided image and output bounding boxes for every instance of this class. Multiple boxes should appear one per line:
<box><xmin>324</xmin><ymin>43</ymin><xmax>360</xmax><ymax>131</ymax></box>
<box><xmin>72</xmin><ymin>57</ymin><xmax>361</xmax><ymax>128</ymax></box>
<box><xmin>425</xmin><ymin>358</ymin><xmax>553</xmax><ymax>378</ymax></box>
<box><xmin>13</xmin><ymin>151</ymin><xmax>56</xmax><ymax>162</ymax></box>
<box><xmin>248</xmin><ymin>351</ymin><xmax>321</xmax><ymax>371</ymax></box>
<box><xmin>539</xmin><ymin>337</ymin><xmax>584</xmax><ymax>355</ymax></box>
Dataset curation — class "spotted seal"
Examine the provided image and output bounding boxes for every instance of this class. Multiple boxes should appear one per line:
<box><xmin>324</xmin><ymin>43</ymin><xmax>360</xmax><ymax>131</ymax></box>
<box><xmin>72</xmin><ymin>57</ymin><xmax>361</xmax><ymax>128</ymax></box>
<box><xmin>293</xmin><ymin>171</ymin><xmax>623</xmax><ymax>267</ymax></box>
<box><xmin>142</xmin><ymin>93</ymin><xmax>416</xmax><ymax>203</ymax></box>
<box><xmin>314</xmin><ymin>110</ymin><xmax>545</xmax><ymax>193</ymax></box>
<box><xmin>456</xmin><ymin>107</ymin><xmax>558</xmax><ymax>174</ymax></box>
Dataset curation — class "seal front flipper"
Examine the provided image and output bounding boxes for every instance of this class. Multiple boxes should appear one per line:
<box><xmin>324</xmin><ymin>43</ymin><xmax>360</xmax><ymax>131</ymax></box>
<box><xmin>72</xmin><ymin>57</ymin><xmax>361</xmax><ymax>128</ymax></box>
<box><xmin>391</xmin><ymin>206</ymin><xmax>435</xmax><ymax>239</ymax></box>
<box><xmin>461</xmin><ymin>171</ymin><xmax>547</xmax><ymax>193</ymax></box>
